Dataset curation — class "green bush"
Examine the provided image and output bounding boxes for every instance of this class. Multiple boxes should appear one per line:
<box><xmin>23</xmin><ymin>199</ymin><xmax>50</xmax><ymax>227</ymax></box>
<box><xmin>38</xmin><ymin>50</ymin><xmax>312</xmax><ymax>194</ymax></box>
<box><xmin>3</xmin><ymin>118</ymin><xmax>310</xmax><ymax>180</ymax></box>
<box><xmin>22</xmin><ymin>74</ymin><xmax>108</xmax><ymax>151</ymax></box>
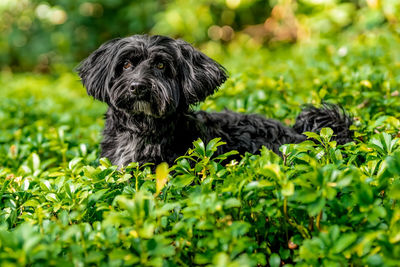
<box><xmin>2</xmin><ymin>0</ymin><xmax>400</xmax><ymax>71</ymax></box>
<box><xmin>1</xmin><ymin>23</ymin><xmax>400</xmax><ymax>267</ymax></box>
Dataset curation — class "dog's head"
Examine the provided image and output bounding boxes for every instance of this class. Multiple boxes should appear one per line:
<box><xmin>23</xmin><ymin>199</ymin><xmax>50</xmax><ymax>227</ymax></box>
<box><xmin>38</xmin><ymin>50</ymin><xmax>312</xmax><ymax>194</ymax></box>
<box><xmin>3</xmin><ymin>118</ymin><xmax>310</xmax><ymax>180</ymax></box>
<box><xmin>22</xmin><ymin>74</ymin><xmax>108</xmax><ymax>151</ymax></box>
<box><xmin>77</xmin><ymin>35</ymin><xmax>228</xmax><ymax>117</ymax></box>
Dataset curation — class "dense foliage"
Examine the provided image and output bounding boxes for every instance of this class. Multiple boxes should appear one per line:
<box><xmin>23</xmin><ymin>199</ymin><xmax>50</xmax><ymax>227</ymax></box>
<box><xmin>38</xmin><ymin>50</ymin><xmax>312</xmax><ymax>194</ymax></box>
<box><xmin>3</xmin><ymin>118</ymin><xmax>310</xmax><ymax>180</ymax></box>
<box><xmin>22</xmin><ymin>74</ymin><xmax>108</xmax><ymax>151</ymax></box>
<box><xmin>2</xmin><ymin>0</ymin><xmax>400</xmax><ymax>71</ymax></box>
<box><xmin>1</xmin><ymin>19</ymin><xmax>400</xmax><ymax>265</ymax></box>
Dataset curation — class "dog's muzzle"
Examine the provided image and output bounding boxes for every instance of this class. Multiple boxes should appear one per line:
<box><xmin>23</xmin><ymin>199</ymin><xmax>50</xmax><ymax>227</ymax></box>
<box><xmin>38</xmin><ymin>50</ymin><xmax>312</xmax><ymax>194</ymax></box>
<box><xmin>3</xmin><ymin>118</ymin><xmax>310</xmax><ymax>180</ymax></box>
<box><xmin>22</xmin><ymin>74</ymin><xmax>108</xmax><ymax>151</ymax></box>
<box><xmin>130</xmin><ymin>81</ymin><xmax>150</xmax><ymax>99</ymax></box>
<box><xmin>131</xmin><ymin>101</ymin><xmax>153</xmax><ymax>116</ymax></box>
<box><xmin>130</xmin><ymin>81</ymin><xmax>146</xmax><ymax>93</ymax></box>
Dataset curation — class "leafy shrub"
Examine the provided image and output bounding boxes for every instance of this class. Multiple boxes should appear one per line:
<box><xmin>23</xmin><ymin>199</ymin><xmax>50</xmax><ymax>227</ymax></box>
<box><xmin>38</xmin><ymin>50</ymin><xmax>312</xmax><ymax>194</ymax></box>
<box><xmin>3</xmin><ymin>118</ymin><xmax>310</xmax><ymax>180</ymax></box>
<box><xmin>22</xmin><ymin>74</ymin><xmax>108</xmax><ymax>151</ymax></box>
<box><xmin>2</xmin><ymin>0</ymin><xmax>400</xmax><ymax>70</ymax></box>
<box><xmin>1</xmin><ymin>25</ymin><xmax>400</xmax><ymax>266</ymax></box>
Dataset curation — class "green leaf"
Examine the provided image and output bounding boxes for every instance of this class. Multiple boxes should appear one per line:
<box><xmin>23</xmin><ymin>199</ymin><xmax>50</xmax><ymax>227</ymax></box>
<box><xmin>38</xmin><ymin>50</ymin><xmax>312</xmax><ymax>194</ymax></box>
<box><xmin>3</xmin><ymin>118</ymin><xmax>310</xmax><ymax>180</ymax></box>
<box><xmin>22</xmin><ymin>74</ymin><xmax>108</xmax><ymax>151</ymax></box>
<box><xmin>21</xmin><ymin>178</ymin><xmax>30</xmax><ymax>191</ymax></box>
<box><xmin>85</xmin><ymin>251</ymin><xmax>105</xmax><ymax>263</ymax></box>
<box><xmin>191</xmin><ymin>139</ymin><xmax>206</xmax><ymax>157</ymax></box>
<box><xmin>40</xmin><ymin>180</ymin><xmax>51</xmax><ymax>191</ymax></box>
<box><xmin>303</xmin><ymin>132</ymin><xmax>322</xmax><ymax>143</ymax></box>
<box><xmin>282</xmin><ymin>182</ymin><xmax>294</xmax><ymax>197</ymax></box>
<box><xmin>389</xmin><ymin>181</ymin><xmax>400</xmax><ymax>200</ymax></box>
<box><xmin>22</xmin><ymin>199</ymin><xmax>40</xmax><ymax>207</ymax></box>
<box><xmin>68</xmin><ymin>157</ymin><xmax>82</xmax><ymax>170</ymax></box>
<box><xmin>269</xmin><ymin>253</ymin><xmax>281</xmax><ymax>267</ymax></box>
<box><xmin>332</xmin><ymin>232</ymin><xmax>358</xmax><ymax>253</ymax></box>
<box><xmin>88</xmin><ymin>189</ymin><xmax>108</xmax><ymax>204</ymax></box>
<box><xmin>205</xmin><ymin>138</ymin><xmax>219</xmax><ymax>151</ymax></box>
<box><xmin>356</xmin><ymin>183</ymin><xmax>374</xmax><ymax>206</ymax></box>
<box><xmin>48</xmin><ymin>172</ymin><xmax>65</xmax><ymax>177</ymax></box>
<box><xmin>100</xmin><ymin>157</ymin><xmax>112</xmax><ymax>168</ymax></box>
<box><xmin>261</xmin><ymin>164</ymin><xmax>282</xmax><ymax>180</ymax></box>
<box><xmin>320</xmin><ymin>127</ymin><xmax>333</xmax><ymax>142</ymax></box>
<box><xmin>214</xmin><ymin>150</ymin><xmax>239</xmax><ymax>161</ymax></box>
<box><xmin>224</xmin><ymin>198</ymin><xmax>241</xmax><ymax>209</ymax></box>
<box><xmin>116</xmin><ymin>173</ymin><xmax>132</xmax><ymax>184</ymax></box>
<box><xmin>31</xmin><ymin>153</ymin><xmax>40</xmax><ymax>171</ymax></box>
<box><xmin>45</xmin><ymin>193</ymin><xmax>59</xmax><ymax>202</ymax></box>
<box><xmin>307</xmin><ymin>198</ymin><xmax>326</xmax><ymax>216</ymax></box>
<box><xmin>64</xmin><ymin>183</ymin><xmax>73</xmax><ymax>199</ymax></box>
<box><xmin>156</xmin><ymin>162</ymin><xmax>169</xmax><ymax>195</ymax></box>
<box><xmin>387</xmin><ymin>152</ymin><xmax>400</xmax><ymax>175</ymax></box>
<box><xmin>171</xmin><ymin>174</ymin><xmax>194</xmax><ymax>187</ymax></box>
<box><xmin>212</xmin><ymin>253</ymin><xmax>228</xmax><ymax>266</ymax></box>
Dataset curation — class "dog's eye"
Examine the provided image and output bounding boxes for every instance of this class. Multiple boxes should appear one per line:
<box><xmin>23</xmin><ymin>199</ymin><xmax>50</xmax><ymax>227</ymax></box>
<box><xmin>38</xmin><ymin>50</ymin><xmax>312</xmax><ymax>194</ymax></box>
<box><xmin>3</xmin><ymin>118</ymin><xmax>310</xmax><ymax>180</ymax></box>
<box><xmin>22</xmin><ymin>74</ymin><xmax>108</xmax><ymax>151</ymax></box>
<box><xmin>156</xmin><ymin>62</ymin><xmax>165</xmax><ymax>70</ymax></box>
<box><xmin>123</xmin><ymin>61</ymin><xmax>133</xmax><ymax>70</ymax></box>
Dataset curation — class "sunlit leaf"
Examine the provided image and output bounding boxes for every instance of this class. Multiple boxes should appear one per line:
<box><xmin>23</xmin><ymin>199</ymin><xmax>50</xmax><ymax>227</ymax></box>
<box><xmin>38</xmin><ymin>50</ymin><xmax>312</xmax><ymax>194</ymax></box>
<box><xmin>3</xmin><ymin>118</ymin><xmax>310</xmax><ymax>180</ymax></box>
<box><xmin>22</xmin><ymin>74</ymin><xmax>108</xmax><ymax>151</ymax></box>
<box><xmin>155</xmin><ymin>162</ymin><xmax>169</xmax><ymax>195</ymax></box>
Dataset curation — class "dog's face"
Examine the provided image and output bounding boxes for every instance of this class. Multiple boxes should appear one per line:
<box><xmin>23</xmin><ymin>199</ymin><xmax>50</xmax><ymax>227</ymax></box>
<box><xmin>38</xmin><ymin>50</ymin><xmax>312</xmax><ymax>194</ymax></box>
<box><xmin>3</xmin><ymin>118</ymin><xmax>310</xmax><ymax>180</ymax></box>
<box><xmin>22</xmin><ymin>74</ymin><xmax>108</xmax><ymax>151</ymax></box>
<box><xmin>77</xmin><ymin>35</ymin><xmax>227</xmax><ymax>117</ymax></box>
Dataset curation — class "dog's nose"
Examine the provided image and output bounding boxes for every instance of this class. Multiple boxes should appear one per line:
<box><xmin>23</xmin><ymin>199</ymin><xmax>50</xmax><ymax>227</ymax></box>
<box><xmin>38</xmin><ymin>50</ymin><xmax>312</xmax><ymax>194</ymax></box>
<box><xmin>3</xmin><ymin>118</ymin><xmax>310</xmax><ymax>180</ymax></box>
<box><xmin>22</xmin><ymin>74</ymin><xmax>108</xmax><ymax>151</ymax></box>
<box><xmin>130</xmin><ymin>82</ymin><xmax>146</xmax><ymax>92</ymax></box>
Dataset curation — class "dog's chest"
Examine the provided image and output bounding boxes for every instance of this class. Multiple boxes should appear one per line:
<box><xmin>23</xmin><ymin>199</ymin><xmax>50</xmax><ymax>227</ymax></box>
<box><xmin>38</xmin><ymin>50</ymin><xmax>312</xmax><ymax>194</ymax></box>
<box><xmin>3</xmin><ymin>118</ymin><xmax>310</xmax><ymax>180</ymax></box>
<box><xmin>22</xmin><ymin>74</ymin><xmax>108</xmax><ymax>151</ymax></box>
<box><xmin>113</xmin><ymin>131</ymin><xmax>162</xmax><ymax>167</ymax></box>
<box><xmin>113</xmin><ymin>132</ymin><xmax>137</xmax><ymax>167</ymax></box>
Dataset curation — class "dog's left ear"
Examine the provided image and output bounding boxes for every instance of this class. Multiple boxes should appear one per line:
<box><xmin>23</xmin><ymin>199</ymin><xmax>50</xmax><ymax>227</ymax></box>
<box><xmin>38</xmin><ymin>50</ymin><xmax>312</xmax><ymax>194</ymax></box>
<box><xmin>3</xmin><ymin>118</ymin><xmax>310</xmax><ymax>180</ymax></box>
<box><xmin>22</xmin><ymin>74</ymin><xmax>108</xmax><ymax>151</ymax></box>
<box><xmin>177</xmin><ymin>40</ymin><xmax>228</xmax><ymax>105</ymax></box>
<box><xmin>76</xmin><ymin>38</ymin><xmax>121</xmax><ymax>103</ymax></box>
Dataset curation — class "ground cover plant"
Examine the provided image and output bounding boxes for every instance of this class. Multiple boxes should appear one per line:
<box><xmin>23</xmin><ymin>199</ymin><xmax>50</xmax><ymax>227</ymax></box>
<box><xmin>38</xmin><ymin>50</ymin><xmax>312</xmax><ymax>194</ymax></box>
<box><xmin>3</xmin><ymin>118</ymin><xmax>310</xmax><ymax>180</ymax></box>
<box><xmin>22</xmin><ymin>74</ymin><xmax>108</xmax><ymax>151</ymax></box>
<box><xmin>1</xmin><ymin>24</ymin><xmax>400</xmax><ymax>267</ymax></box>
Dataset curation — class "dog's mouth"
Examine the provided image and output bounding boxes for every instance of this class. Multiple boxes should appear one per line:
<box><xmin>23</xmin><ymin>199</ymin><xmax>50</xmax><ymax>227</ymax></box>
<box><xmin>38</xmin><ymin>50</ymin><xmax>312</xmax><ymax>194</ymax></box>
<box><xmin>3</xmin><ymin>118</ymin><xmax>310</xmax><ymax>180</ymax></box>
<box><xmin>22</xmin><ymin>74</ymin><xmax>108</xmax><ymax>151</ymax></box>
<box><xmin>113</xmin><ymin>91</ymin><xmax>155</xmax><ymax>115</ymax></box>
<box><xmin>114</xmin><ymin>93</ymin><xmax>167</xmax><ymax>117</ymax></box>
<box><xmin>131</xmin><ymin>100</ymin><xmax>153</xmax><ymax>116</ymax></box>
<box><xmin>111</xmin><ymin>81</ymin><xmax>175</xmax><ymax>117</ymax></box>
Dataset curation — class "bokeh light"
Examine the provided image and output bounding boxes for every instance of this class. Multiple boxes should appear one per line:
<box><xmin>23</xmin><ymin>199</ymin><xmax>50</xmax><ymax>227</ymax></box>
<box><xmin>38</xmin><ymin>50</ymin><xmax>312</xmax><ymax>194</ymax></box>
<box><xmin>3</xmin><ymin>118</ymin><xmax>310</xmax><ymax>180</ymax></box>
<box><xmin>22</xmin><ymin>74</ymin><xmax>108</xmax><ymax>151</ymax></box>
<box><xmin>0</xmin><ymin>0</ymin><xmax>400</xmax><ymax>72</ymax></box>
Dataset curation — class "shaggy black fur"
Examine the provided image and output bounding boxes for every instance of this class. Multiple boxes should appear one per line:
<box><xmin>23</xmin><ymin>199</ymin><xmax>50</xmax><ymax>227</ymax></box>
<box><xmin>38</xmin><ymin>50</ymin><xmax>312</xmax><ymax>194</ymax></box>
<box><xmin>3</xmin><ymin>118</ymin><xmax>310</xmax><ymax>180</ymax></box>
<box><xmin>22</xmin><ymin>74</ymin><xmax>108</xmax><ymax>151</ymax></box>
<box><xmin>77</xmin><ymin>34</ymin><xmax>353</xmax><ymax>167</ymax></box>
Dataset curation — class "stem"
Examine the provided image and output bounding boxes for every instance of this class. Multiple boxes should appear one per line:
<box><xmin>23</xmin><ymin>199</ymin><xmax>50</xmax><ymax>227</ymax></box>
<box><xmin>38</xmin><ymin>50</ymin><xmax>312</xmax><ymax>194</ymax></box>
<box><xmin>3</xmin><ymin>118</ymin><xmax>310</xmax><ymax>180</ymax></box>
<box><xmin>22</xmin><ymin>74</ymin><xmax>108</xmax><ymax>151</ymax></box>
<box><xmin>308</xmin><ymin>216</ymin><xmax>314</xmax><ymax>231</ymax></box>
<box><xmin>316</xmin><ymin>211</ymin><xmax>322</xmax><ymax>230</ymax></box>
<box><xmin>283</xmin><ymin>198</ymin><xmax>288</xmax><ymax>216</ymax></box>
<box><xmin>135</xmin><ymin>167</ymin><xmax>139</xmax><ymax>192</ymax></box>
<box><xmin>282</xmin><ymin>197</ymin><xmax>289</xmax><ymax>242</ymax></box>
<box><xmin>283</xmin><ymin>197</ymin><xmax>311</xmax><ymax>239</ymax></box>
<box><xmin>62</xmin><ymin>147</ymin><xmax>67</xmax><ymax>168</ymax></box>
<box><xmin>286</xmin><ymin>217</ymin><xmax>311</xmax><ymax>239</ymax></box>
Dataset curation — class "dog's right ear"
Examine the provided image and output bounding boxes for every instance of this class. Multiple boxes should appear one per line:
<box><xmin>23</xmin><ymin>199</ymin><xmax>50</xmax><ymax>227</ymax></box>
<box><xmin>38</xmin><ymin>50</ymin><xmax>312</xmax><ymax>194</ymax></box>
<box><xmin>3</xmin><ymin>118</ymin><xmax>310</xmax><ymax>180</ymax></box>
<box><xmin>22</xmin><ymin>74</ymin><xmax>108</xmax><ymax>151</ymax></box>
<box><xmin>76</xmin><ymin>38</ymin><xmax>121</xmax><ymax>103</ymax></box>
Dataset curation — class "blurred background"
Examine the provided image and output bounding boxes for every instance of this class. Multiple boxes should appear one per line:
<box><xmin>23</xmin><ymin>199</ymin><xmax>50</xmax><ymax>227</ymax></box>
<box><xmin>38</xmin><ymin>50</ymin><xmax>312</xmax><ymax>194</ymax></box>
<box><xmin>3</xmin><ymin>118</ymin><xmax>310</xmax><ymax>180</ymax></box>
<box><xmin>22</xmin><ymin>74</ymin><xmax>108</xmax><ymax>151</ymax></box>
<box><xmin>1</xmin><ymin>0</ymin><xmax>400</xmax><ymax>72</ymax></box>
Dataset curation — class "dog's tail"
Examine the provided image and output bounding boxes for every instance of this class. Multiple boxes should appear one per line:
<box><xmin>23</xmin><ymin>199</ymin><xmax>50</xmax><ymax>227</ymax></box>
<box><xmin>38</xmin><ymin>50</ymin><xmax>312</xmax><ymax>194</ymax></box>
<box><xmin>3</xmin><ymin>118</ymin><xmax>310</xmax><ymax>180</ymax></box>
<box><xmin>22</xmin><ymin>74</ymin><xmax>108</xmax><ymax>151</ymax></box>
<box><xmin>293</xmin><ymin>103</ymin><xmax>353</xmax><ymax>145</ymax></box>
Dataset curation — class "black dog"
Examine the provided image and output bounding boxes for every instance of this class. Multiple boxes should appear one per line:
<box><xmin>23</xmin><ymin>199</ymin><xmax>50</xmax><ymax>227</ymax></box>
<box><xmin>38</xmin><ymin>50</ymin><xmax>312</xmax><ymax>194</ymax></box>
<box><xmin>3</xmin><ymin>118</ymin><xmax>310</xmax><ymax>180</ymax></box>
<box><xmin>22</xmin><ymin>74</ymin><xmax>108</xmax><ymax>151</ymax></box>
<box><xmin>78</xmin><ymin>35</ymin><xmax>352</xmax><ymax>167</ymax></box>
